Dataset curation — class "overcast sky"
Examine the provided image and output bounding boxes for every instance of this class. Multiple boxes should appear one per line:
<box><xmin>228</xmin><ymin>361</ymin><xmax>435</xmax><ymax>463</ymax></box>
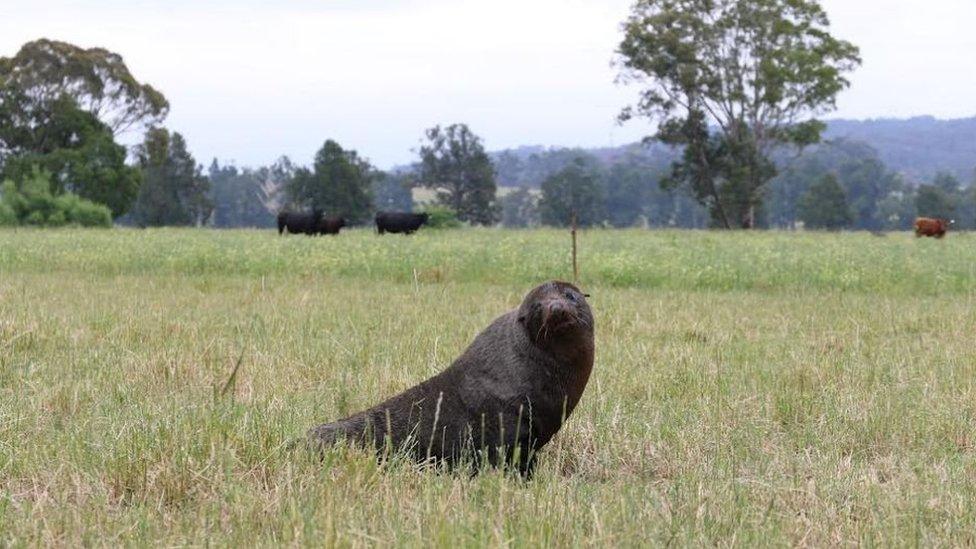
<box><xmin>2</xmin><ymin>0</ymin><xmax>975</xmax><ymax>169</ymax></box>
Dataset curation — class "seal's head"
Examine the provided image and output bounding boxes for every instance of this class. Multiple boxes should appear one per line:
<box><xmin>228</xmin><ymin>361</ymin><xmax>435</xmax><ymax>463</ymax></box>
<box><xmin>518</xmin><ymin>281</ymin><xmax>593</xmax><ymax>345</ymax></box>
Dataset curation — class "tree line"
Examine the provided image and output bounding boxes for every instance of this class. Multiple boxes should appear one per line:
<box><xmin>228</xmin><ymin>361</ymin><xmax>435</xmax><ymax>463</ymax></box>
<box><xmin>494</xmin><ymin>139</ymin><xmax>976</xmax><ymax>231</ymax></box>
<box><xmin>0</xmin><ymin>41</ymin><xmax>492</xmax><ymax>229</ymax></box>
<box><xmin>1</xmin><ymin>0</ymin><xmax>972</xmax><ymax>232</ymax></box>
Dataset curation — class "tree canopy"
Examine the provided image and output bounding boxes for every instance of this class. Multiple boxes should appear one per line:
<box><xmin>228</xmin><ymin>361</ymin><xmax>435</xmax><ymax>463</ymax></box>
<box><xmin>539</xmin><ymin>158</ymin><xmax>605</xmax><ymax>228</ymax></box>
<box><xmin>208</xmin><ymin>160</ymin><xmax>275</xmax><ymax>228</ymax></box>
<box><xmin>373</xmin><ymin>171</ymin><xmax>414</xmax><ymax>213</ymax></box>
<box><xmin>418</xmin><ymin>124</ymin><xmax>498</xmax><ymax>226</ymax></box>
<box><xmin>500</xmin><ymin>187</ymin><xmax>539</xmax><ymax>228</ymax></box>
<box><xmin>286</xmin><ymin>140</ymin><xmax>375</xmax><ymax>223</ymax></box>
<box><xmin>1</xmin><ymin>95</ymin><xmax>141</xmax><ymax>217</ymax></box>
<box><xmin>0</xmin><ymin>40</ymin><xmax>163</xmax><ymax>218</ymax></box>
<box><xmin>0</xmin><ymin>39</ymin><xmax>168</xmax><ymax>135</ymax></box>
<box><xmin>131</xmin><ymin>128</ymin><xmax>211</xmax><ymax>227</ymax></box>
<box><xmin>797</xmin><ymin>174</ymin><xmax>851</xmax><ymax>230</ymax></box>
<box><xmin>617</xmin><ymin>0</ymin><xmax>860</xmax><ymax>228</ymax></box>
<box><xmin>915</xmin><ymin>183</ymin><xmax>956</xmax><ymax>221</ymax></box>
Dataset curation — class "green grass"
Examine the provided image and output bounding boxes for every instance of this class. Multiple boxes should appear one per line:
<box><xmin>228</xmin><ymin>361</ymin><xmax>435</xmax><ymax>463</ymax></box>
<box><xmin>2</xmin><ymin>227</ymin><xmax>976</xmax><ymax>295</ymax></box>
<box><xmin>1</xmin><ymin>227</ymin><xmax>975</xmax><ymax>546</ymax></box>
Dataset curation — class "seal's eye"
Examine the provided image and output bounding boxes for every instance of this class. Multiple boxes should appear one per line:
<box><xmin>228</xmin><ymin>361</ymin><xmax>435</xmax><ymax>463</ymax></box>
<box><xmin>564</xmin><ymin>290</ymin><xmax>577</xmax><ymax>302</ymax></box>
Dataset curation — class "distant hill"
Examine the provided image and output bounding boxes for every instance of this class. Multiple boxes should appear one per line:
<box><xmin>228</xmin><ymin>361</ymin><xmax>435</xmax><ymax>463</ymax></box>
<box><xmin>823</xmin><ymin>116</ymin><xmax>976</xmax><ymax>182</ymax></box>
<box><xmin>487</xmin><ymin>116</ymin><xmax>976</xmax><ymax>187</ymax></box>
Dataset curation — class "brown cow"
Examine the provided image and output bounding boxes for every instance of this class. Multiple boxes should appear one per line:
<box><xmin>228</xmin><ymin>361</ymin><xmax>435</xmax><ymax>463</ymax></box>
<box><xmin>914</xmin><ymin>217</ymin><xmax>953</xmax><ymax>238</ymax></box>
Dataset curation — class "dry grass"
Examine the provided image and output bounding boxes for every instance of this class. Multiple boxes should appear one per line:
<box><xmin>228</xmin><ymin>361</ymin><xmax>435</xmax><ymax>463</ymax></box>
<box><xmin>1</xmin><ymin>228</ymin><xmax>975</xmax><ymax>546</ymax></box>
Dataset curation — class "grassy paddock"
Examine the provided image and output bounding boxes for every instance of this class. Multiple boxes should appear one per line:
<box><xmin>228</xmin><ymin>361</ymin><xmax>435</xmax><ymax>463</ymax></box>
<box><xmin>1</xmin><ymin>228</ymin><xmax>975</xmax><ymax>545</ymax></box>
<box><xmin>1</xmin><ymin>227</ymin><xmax>975</xmax><ymax>294</ymax></box>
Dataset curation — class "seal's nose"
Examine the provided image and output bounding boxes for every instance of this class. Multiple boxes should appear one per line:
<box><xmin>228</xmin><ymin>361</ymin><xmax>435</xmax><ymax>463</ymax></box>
<box><xmin>545</xmin><ymin>300</ymin><xmax>574</xmax><ymax>324</ymax></box>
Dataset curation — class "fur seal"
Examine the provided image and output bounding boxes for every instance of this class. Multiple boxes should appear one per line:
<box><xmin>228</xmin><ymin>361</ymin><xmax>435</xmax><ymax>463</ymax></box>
<box><xmin>305</xmin><ymin>281</ymin><xmax>595</xmax><ymax>475</ymax></box>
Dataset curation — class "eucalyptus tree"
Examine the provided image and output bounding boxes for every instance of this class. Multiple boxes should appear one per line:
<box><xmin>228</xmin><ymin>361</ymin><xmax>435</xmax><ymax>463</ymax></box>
<box><xmin>0</xmin><ymin>39</ymin><xmax>166</xmax><ymax>216</ymax></box>
<box><xmin>132</xmin><ymin>128</ymin><xmax>211</xmax><ymax>227</ymax></box>
<box><xmin>0</xmin><ymin>39</ymin><xmax>168</xmax><ymax>136</ymax></box>
<box><xmin>417</xmin><ymin>124</ymin><xmax>498</xmax><ymax>225</ymax></box>
<box><xmin>539</xmin><ymin>158</ymin><xmax>605</xmax><ymax>228</ymax></box>
<box><xmin>287</xmin><ymin>140</ymin><xmax>376</xmax><ymax>224</ymax></box>
<box><xmin>617</xmin><ymin>0</ymin><xmax>861</xmax><ymax>228</ymax></box>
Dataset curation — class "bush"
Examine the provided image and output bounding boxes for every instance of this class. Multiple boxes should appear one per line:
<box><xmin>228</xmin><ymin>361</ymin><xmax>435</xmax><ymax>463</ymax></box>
<box><xmin>1</xmin><ymin>179</ymin><xmax>28</xmax><ymax>219</ymax></box>
<box><xmin>1</xmin><ymin>168</ymin><xmax>113</xmax><ymax>228</ymax></box>
<box><xmin>419</xmin><ymin>205</ymin><xmax>462</xmax><ymax>229</ymax></box>
<box><xmin>68</xmin><ymin>199</ymin><xmax>113</xmax><ymax>227</ymax></box>
<box><xmin>25</xmin><ymin>210</ymin><xmax>47</xmax><ymax>225</ymax></box>
<box><xmin>0</xmin><ymin>202</ymin><xmax>16</xmax><ymax>226</ymax></box>
<box><xmin>54</xmin><ymin>192</ymin><xmax>113</xmax><ymax>227</ymax></box>
<box><xmin>48</xmin><ymin>210</ymin><xmax>68</xmax><ymax>226</ymax></box>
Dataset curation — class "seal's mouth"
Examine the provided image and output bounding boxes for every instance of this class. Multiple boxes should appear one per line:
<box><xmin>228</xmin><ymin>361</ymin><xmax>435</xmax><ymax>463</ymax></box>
<box><xmin>547</xmin><ymin>320</ymin><xmax>580</xmax><ymax>335</ymax></box>
<box><xmin>538</xmin><ymin>303</ymin><xmax>585</xmax><ymax>336</ymax></box>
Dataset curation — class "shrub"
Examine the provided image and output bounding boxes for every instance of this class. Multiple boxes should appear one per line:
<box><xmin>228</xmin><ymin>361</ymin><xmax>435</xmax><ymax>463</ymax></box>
<box><xmin>419</xmin><ymin>204</ymin><xmax>462</xmax><ymax>229</ymax></box>
<box><xmin>68</xmin><ymin>199</ymin><xmax>113</xmax><ymax>227</ymax></box>
<box><xmin>0</xmin><ymin>202</ymin><xmax>16</xmax><ymax>226</ymax></box>
<box><xmin>0</xmin><ymin>168</ymin><xmax>114</xmax><ymax>228</ymax></box>
<box><xmin>1</xmin><ymin>180</ymin><xmax>27</xmax><ymax>218</ymax></box>
<box><xmin>25</xmin><ymin>210</ymin><xmax>47</xmax><ymax>225</ymax></box>
<box><xmin>47</xmin><ymin>210</ymin><xmax>67</xmax><ymax>226</ymax></box>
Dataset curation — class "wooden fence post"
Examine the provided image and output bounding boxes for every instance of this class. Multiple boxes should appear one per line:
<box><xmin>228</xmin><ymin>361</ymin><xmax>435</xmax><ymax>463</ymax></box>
<box><xmin>571</xmin><ymin>211</ymin><xmax>578</xmax><ymax>284</ymax></box>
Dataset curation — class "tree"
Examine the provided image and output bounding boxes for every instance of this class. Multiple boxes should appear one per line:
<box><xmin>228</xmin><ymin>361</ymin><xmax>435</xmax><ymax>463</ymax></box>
<box><xmin>933</xmin><ymin>172</ymin><xmax>961</xmax><ymax>195</ymax></box>
<box><xmin>539</xmin><ymin>158</ymin><xmax>605</xmax><ymax>227</ymax></box>
<box><xmin>208</xmin><ymin>160</ymin><xmax>274</xmax><ymax>228</ymax></box>
<box><xmin>617</xmin><ymin>0</ymin><xmax>861</xmax><ymax>228</ymax></box>
<box><xmin>836</xmin><ymin>156</ymin><xmax>897</xmax><ymax>231</ymax></box>
<box><xmin>602</xmin><ymin>154</ymin><xmax>660</xmax><ymax>228</ymax></box>
<box><xmin>1</xmin><ymin>95</ymin><xmax>141</xmax><ymax>217</ymax></box>
<box><xmin>521</xmin><ymin>148</ymin><xmax>595</xmax><ymax>188</ymax></box>
<box><xmin>373</xmin><ymin>171</ymin><xmax>414</xmax><ymax>212</ymax></box>
<box><xmin>958</xmin><ymin>170</ymin><xmax>976</xmax><ymax>230</ymax></box>
<box><xmin>493</xmin><ymin>151</ymin><xmax>524</xmax><ymax>187</ymax></box>
<box><xmin>797</xmin><ymin>174</ymin><xmax>851</xmax><ymax>230</ymax></box>
<box><xmin>764</xmin><ymin>139</ymin><xmax>900</xmax><ymax>230</ymax></box>
<box><xmin>877</xmin><ymin>188</ymin><xmax>916</xmax><ymax>230</ymax></box>
<box><xmin>0</xmin><ymin>40</ymin><xmax>163</xmax><ymax>219</ymax></box>
<box><xmin>500</xmin><ymin>187</ymin><xmax>539</xmax><ymax>228</ymax></box>
<box><xmin>915</xmin><ymin>183</ymin><xmax>956</xmax><ymax>221</ymax></box>
<box><xmin>417</xmin><ymin>124</ymin><xmax>498</xmax><ymax>225</ymax></box>
<box><xmin>131</xmin><ymin>128</ymin><xmax>211</xmax><ymax>227</ymax></box>
<box><xmin>256</xmin><ymin>156</ymin><xmax>296</xmax><ymax>215</ymax></box>
<box><xmin>0</xmin><ymin>39</ymin><xmax>168</xmax><ymax>135</ymax></box>
<box><xmin>286</xmin><ymin>140</ymin><xmax>375</xmax><ymax>223</ymax></box>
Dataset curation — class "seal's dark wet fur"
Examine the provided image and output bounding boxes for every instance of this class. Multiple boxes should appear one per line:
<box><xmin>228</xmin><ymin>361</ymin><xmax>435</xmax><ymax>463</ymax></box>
<box><xmin>305</xmin><ymin>281</ymin><xmax>594</xmax><ymax>475</ymax></box>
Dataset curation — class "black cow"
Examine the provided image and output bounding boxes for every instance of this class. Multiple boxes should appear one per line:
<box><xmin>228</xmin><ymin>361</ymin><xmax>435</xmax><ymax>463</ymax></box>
<box><xmin>278</xmin><ymin>210</ymin><xmax>323</xmax><ymax>236</ymax></box>
<box><xmin>375</xmin><ymin>211</ymin><xmax>429</xmax><ymax>235</ymax></box>
<box><xmin>318</xmin><ymin>217</ymin><xmax>347</xmax><ymax>235</ymax></box>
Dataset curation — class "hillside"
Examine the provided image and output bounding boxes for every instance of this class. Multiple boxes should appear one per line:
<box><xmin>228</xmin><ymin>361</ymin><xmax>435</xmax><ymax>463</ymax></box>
<box><xmin>491</xmin><ymin>116</ymin><xmax>976</xmax><ymax>186</ymax></box>
<box><xmin>822</xmin><ymin>116</ymin><xmax>976</xmax><ymax>182</ymax></box>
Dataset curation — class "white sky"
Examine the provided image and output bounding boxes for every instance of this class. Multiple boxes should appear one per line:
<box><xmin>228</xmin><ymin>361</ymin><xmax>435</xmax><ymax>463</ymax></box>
<box><xmin>2</xmin><ymin>0</ymin><xmax>975</xmax><ymax>169</ymax></box>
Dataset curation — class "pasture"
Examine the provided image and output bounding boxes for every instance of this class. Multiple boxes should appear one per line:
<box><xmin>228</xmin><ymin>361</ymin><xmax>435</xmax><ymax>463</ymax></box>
<box><xmin>1</xmin><ymin>228</ymin><xmax>976</xmax><ymax>546</ymax></box>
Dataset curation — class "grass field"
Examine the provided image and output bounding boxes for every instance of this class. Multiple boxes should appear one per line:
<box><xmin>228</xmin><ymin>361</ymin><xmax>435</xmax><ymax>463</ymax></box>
<box><xmin>2</xmin><ymin>227</ymin><xmax>976</xmax><ymax>546</ymax></box>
